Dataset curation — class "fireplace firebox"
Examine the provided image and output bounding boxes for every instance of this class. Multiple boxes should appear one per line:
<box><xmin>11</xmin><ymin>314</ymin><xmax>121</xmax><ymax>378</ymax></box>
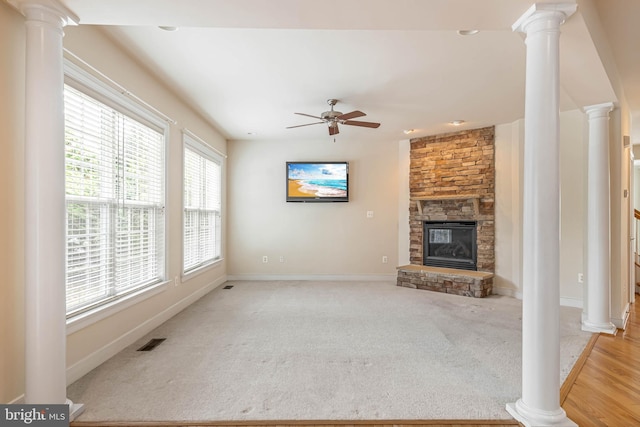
<box><xmin>423</xmin><ymin>221</ymin><xmax>477</xmax><ymax>271</ymax></box>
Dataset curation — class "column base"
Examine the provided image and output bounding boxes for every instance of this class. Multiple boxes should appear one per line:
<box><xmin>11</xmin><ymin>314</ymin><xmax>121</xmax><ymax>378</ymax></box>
<box><xmin>506</xmin><ymin>399</ymin><xmax>577</xmax><ymax>427</ymax></box>
<box><xmin>582</xmin><ymin>319</ymin><xmax>617</xmax><ymax>335</ymax></box>
<box><xmin>66</xmin><ymin>398</ymin><xmax>85</xmax><ymax>422</ymax></box>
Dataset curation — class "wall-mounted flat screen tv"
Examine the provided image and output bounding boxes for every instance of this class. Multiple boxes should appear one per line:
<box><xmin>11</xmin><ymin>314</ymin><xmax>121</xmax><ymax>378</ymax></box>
<box><xmin>286</xmin><ymin>161</ymin><xmax>349</xmax><ymax>202</ymax></box>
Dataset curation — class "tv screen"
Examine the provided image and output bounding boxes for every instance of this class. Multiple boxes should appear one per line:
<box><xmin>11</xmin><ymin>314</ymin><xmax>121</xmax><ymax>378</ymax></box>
<box><xmin>286</xmin><ymin>161</ymin><xmax>349</xmax><ymax>202</ymax></box>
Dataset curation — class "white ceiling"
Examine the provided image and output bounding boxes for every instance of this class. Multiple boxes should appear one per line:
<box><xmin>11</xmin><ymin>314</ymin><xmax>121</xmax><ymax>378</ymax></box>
<box><xmin>53</xmin><ymin>0</ymin><xmax>638</xmax><ymax>142</ymax></box>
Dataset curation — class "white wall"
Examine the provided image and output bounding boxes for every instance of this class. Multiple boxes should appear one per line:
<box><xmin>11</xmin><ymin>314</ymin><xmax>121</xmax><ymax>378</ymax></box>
<box><xmin>1</xmin><ymin>0</ymin><xmax>629</xmax><ymax>404</ymax></box>
<box><xmin>226</xmin><ymin>108</ymin><xmax>587</xmax><ymax>304</ymax></box>
<box><xmin>631</xmin><ymin>161</ymin><xmax>640</xmax><ymax>292</ymax></box>
<box><xmin>580</xmin><ymin>0</ymin><xmax>633</xmax><ymax>328</ymax></box>
<box><xmin>63</xmin><ymin>26</ymin><xmax>228</xmax><ymax>387</ymax></box>
<box><xmin>559</xmin><ymin>109</ymin><xmax>587</xmax><ymax>306</ymax></box>
<box><xmin>634</xmin><ymin>163</ymin><xmax>640</xmax><ymax>211</ymax></box>
<box><xmin>0</xmin><ymin>1</ymin><xmax>26</xmax><ymax>404</ymax></box>
<box><xmin>494</xmin><ymin>111</ymin><xmax>587</xmax><ymax>306</ymax></box>
<box><xmin>609</xmin><ymin>107</ymin><xmax>632</xmax><ymax>327</ymax></box>
<box><xmin>0</xmin><ymin>3</ymin><xmax>231</xmax><ymax>398</ymax></box>
<box><xmin>397</xmin><ymin>139</ymin><xmax>411</xmax><ymax>266</ymax></box>
<box><xmin>227</xmin><ymin>137</ymin><xmax>399</xmax><ymax>280</ymax></box>
<box><xmin>494</xmin><ymin>120</ymin><xmax>524</xmax><ymax>297</ymax></box>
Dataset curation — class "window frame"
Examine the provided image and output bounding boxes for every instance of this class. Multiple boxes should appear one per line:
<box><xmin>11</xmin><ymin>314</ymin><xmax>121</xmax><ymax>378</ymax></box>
<box><xmin>182</xmin><ymin>132</ymin><xmax>224</xmax><ymax>280</ymax></box>
<box><xmin>64</xmin><ymin>59</ymin><xmax>170</xmax><ymax>328</ymax></box>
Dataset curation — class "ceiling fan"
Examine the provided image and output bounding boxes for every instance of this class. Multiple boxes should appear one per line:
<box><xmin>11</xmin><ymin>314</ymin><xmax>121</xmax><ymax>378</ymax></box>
<box><xmin>286</xmin><ymin>99</ymin><xmax>381</xmax><ymax>136</ymax></box>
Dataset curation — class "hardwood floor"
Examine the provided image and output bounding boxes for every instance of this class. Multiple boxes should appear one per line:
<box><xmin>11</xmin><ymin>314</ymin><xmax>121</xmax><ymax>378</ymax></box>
<box><xmin>72</xmin><ymin>301</ymin><xmax>640</xmax><ymax>427</ymax></box>
<box><xmin>561</xmin><ymin>298</ymin><xmax>640</xmax><ymax>426</ymax></box>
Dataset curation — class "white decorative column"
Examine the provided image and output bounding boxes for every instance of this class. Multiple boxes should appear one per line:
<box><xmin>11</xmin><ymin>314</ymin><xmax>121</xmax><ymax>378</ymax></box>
<box><xmin>17</xmin><ymin>0</ymin><xmax>84</xmax><ymax>419</ymax></box>
<box><xmin>582</xmin><ymin>102</ymin><xmax>617</xmax><ymax>334</ymax></box>
<box><xmin>507</xmin><ymin>3</ymin><xmax>577</xmax><ymax>427</ymax></box>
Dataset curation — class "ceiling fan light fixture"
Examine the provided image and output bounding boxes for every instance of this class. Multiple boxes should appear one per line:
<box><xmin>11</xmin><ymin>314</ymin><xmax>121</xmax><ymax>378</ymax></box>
<box><xmin>286</xmin><ymin>99</ymin><xmax>380</xmax><ymax>136</ymax></box>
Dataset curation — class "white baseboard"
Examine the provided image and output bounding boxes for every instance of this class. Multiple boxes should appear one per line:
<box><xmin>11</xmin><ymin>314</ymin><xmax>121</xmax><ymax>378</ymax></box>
<box><xmin>9</xmin><ymin>394</ymin><xmax>25</xmax><ymax>404</ymax></box>
<box><xmin>492</xmin><ymin>286</ymin><xmax>522</xmax><ymax>300</ymax></box>
<box><xmin>612</xmin><ymin>302</ymin><xmax>630</xmax><ymax>330</ymax></box>
<box><xmin>67</xmin><ymin>281</ymin><xmax>170</xmax><ymax>334</ymax></box>
<box><xmin>66</xmin><ymin>275</ymin><xmax>227</xmax><ymax>385</ymax></box>
<box><xmin>492</xmin><ymin>287</ymin><xmax>584</xmax><ymax>308</ymax></box>
<box><xmin>560</xmin><ymin>296</ymin><xmax>583</xmax><ymax>309</ymax></box>
<box><xmin>226</xmin><ymin>274</ymin><xmax>397</xmax><ymax>283</ymax></box>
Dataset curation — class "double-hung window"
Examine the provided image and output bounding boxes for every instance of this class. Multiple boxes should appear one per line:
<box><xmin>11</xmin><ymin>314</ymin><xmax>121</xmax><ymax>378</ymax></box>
<box><xmin>183</xmin><ymin>135</ymin><xmax>222</xmax><ymax>274</ymax></box>
<box><xmin>64</xmin><ymin>64</ymin><xmax>167</xmax><ymax>317</ymax></box>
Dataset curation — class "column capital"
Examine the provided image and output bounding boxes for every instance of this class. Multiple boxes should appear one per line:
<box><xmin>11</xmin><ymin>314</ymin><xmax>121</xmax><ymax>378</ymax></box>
<box><xmin>8</xmin><ymin>0</ymin><xmax>79</xmax><ymax>26</ymax></box>
<box><xmin>583</xmin><ymin>102</ymin><xmax>615</xmax><ymax>118</ymax></box>
<box><xmin>512</xmin><ymin>3</ymin><xmax>577</xmax><ymax>34</ymax></box>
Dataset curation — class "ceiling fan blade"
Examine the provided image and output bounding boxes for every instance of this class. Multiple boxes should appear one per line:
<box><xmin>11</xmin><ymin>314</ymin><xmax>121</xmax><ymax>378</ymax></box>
<box><xmin>286</xmin><ymin>122</ymin><xmax>324</xmax><ymax>129</ymax></box>
<box><xmin>329</xmin><ymin>124</ymin><xmax>339</xmax><ymax>136</ymax></box>
<box><xmin>343</xmin><ymin>120</ymin><xmax>381</xmax><ymax>128</ymax></box>
<box><xmin>294</xmin><ymin>112</ymin><xmax>323</xmax><ymax>120</ymax></box>
<box><xmin>337</xmin><ymin>110</ymin><xmax>366</xmax><ymax>121</ymax></box>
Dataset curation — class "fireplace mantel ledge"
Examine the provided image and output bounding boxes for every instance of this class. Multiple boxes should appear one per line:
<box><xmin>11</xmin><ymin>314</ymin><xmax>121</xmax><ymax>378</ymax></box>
<box><xmin>411</xmin><ymin>194</ymin><xmax>481</xmax><ymax>201</ymax></box>
<box><xmin>411</xmin><ymin>194</ymin><xmax>481</xmax><ymax>215</ymax></box>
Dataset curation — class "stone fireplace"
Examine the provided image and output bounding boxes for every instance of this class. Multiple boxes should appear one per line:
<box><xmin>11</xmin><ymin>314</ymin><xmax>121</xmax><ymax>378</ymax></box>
<box><xmin>397</xmin><ymin>126</ymin><xmax>495</xmax><ymax>297</ymax></box>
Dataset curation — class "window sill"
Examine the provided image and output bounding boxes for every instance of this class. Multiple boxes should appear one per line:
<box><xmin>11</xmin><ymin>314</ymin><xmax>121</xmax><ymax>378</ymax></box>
<box><xmin>182</xmin><ymin>257</ymin><xmax>224</xmax><ymax>283</ymax></box>
<box><xmin>66</xmin><ymin>280</ymin><xmax>170</xmax><ymax>335</ymax></box>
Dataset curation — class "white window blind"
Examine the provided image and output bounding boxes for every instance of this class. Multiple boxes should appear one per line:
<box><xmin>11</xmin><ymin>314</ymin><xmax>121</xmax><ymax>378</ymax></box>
<box><xmin>183</xmin><ymin>137</ymin><xmax>222</xmax><ymax>274</ymax></box>
<box><xmin>64</xmin><ymin>83</ymin><xmax>166</xmax><ymax>317</ymax></box>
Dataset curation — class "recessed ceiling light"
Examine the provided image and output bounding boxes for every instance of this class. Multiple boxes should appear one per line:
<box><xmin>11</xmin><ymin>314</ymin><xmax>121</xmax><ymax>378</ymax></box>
<box><xmin>158</xmin><ymin>26</ymin><xmax>178</xmax><ymax>32</ymax></box>
<box><xmin>457</xmin><ymin>29</ymin><xmax>479</xmax><ymax>36</ymax></box>
<box><xmin>403</xmin><ymin>129</ymin><xmax>415</xmax><ymax>135</ymax></box>
<box><xmin>450</xmin><ymin>120</ymin><xmax>465</xmax><ymax>126</ymax></box>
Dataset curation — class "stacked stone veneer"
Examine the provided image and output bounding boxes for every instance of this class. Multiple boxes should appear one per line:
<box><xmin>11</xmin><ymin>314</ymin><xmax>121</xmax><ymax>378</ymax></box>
<box><xmin>397</xmin><ymin>265</ymin><xmax>493</xmax><ymax>298</ymax></box>
<box><xmin>399</xmin><ymin>126</ymin><xmax>495</xmax><ymax>297</ymax></box>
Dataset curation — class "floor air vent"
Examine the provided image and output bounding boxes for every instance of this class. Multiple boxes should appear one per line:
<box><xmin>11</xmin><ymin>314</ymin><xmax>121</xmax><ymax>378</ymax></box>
<box><xmin>223</xmin><ymin>285</ymin><xmax>234</xmax><ymax>289</ymax></box>
<box><xmin>137</xmin><ymin>338</ymin><xmax>166</xmax><ymax>352</ymax></box>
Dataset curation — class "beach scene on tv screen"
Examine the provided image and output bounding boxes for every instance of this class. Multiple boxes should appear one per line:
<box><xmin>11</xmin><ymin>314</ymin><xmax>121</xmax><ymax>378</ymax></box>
<box><xmin>288</xmin><ymin>163</ymin><xmax>347</xmax><ymax>198</ymax></box>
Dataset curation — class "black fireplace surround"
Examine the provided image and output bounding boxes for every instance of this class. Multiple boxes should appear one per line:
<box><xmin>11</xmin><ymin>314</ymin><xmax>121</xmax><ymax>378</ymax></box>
<box><xmin>423</xmin><ymin>221</ymin><xmax>477</xmax><ymax>271</ymax></box>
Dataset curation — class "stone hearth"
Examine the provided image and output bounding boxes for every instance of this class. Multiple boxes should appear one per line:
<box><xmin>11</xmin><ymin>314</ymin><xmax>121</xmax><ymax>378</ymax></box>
<box><xmin>397</xmin><ymin>265</ymin><xmax>493</xmax><ymax>298</ymax></box>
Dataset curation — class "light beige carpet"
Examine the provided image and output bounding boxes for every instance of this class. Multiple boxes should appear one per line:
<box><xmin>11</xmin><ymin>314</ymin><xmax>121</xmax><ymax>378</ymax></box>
<box><xmin>67</xmin><ymin>280</ymin><xmax>592</xmax><ymax>422</ymax></box>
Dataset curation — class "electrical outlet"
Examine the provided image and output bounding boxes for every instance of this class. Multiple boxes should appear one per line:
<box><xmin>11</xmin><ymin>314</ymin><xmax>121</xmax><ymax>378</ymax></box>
<box><xmin>578</xmin><ymin>273</ymin><xmax>584</xmax><ymax>283</ymax></box>
<box><xmin>366</xmin><ymin>211</ymin><xmax>374</xmax><ymax>218</ymax></box>
<box><xmin>279</xmin><ymin>256</ymin><xmax>284</xmax><ymax>263</ymax></box>
<box><xmin>382</xmin><ymin>255</ymin><xmax>388</xmax><ymax>264</ymax></box>
<box><xmin>262</xmin><ymin>256</ymin><xmax>268</xmax><ymax>263</ymax></box>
